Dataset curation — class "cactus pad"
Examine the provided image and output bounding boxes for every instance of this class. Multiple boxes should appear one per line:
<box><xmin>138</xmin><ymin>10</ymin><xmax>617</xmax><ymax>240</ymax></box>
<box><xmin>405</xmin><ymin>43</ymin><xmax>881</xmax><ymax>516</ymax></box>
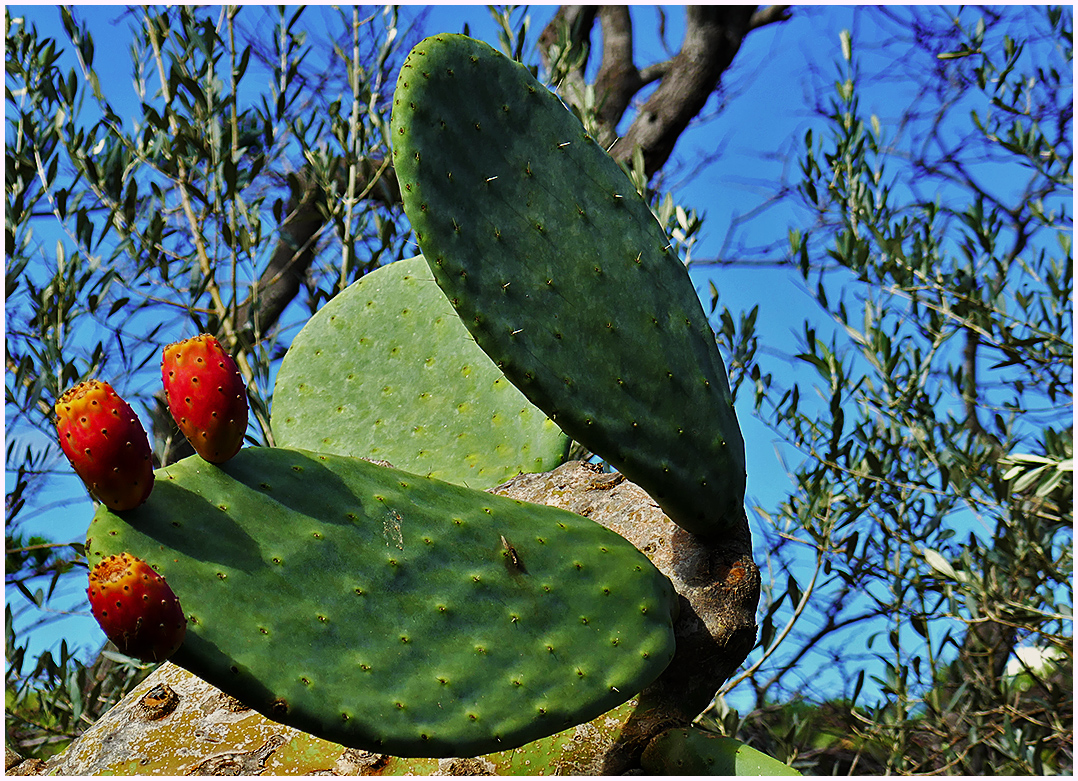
<box><xmin>390</xmin><ymin>35</ymin><xmax>746</xmax><ymax>539</ymax></box>
<box><xmin>84</xmin><ymin>448</ymin><xmax>677</xmax><ymax>757</ymax></box>
<box><xmin>641</xmin><ymin>727</ymin><xmax>802</xmax><ymax>776</ymax></box>
<box><xmin>272</xmin><ymin>256</ymin><xmax>568</xmax><ymax>489</ymax></box>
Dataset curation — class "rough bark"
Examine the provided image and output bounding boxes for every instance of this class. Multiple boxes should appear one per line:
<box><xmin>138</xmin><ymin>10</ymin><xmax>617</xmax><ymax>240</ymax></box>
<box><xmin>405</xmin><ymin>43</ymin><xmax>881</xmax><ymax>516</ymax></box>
<box><xmin>539</xmin><ymin>5</ymin><xmax>791</xmax><ymax>176</ymax></box>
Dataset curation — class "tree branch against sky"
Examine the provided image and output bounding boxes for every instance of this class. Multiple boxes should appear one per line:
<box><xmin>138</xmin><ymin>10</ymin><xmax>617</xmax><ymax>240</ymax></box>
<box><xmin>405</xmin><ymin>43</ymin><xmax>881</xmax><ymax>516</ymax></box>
<box><xmin>701</xmin><ymin>6</ymin><xmax>1071</xmax><ymax>773</ymax></box>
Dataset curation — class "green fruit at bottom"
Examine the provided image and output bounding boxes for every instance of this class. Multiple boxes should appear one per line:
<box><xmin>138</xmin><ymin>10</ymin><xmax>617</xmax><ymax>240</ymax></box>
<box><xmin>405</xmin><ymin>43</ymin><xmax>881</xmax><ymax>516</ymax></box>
<box><xmin>641</xmin><ymin>728</ymin><xmax>801</xmax><ymax>776</ymax></box>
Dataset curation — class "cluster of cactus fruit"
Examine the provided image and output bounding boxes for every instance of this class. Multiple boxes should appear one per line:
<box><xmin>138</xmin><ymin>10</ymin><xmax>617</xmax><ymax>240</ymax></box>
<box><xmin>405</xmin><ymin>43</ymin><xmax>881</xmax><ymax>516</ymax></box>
<box><xmin>56</xmin><ymin>334</ymin><xmax>249</xmax><ymax>511</ymax></box>
<box><xmin>57</xmin><ymin>34</ymin><xmax>772</xmax><ymax>771</ymax></box>
<box><xmin>56</xmin><ymin>334</ymin><xmax>248</xmax><ymax>660</ymax></box>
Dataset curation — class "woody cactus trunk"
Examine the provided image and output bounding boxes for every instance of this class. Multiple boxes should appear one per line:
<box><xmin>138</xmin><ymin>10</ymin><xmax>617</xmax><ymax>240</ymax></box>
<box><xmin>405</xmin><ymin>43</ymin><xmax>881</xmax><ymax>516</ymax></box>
<box><xmin>71</xmin><ymin>35</ymin><xmax>773</xmax><ymax>774</ymax></box>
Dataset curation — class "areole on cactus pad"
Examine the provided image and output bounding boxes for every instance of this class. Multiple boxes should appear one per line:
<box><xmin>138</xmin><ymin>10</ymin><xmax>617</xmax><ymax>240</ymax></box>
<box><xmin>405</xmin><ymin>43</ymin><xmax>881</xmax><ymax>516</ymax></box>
<box><xmin>390</xmin><ymin>35</ymin><xmax>747</xmax><ymax>540</ymax></box>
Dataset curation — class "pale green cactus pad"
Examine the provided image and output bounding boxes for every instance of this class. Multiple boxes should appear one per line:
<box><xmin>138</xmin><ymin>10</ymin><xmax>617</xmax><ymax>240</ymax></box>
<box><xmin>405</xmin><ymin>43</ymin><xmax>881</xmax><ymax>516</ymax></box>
<box><xmin>641</xmin><ymin>727</ymin><xmax>802</xmax><ymax>775</ymax></box>
<box><xmin>272</xmin><ymin>256</ymin><xmax>569</xmax><ymax>489</ymax></box>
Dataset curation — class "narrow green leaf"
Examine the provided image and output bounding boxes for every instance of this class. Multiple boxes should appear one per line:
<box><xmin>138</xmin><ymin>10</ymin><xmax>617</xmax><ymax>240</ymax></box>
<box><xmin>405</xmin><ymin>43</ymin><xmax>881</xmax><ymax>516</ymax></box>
<box><xmin>923</xmin><ymin>548</ymin><xmax>958</xmax><ymax>580</ymax></box>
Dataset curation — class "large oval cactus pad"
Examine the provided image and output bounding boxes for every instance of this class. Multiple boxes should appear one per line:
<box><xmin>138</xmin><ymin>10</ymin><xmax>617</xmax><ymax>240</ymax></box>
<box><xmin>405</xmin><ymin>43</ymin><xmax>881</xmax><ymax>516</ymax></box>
<box><xmin>391</xmin><ymin>35</ymin><xmax>746</xmax><ymax>539</ymax></box>
<box><xmin>272</xmin><ymin>257</ymin><xmax>568</xmax><ymax>489</ymax></box>
<box><xmin>85</xmin><ymin>448</ymin><xmax>677</xmax><ymax>757</ymax></box>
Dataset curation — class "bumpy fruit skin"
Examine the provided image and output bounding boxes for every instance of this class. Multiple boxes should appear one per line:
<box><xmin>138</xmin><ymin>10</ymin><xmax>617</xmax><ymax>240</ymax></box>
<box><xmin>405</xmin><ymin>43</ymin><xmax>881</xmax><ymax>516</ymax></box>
<box><xmin>54</xmin><ymin>380</ymin><xmax>154</xmax><ymax>511</ymax></box>
<box><xmin>162</xmin><ymin>334</ymin><xmax>249</xmax><ymax>463</ymax></box>
<box><xmin>87</xmin><ymin>552</ymin><xmax>187</xmax><ymax>662</ymax></box>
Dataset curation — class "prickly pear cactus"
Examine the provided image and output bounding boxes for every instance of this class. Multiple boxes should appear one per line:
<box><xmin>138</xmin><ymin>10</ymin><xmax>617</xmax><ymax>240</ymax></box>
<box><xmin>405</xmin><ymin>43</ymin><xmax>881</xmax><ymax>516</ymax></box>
<box><xmin>272</xmin><ymin>256</ymin><xmax>569</xmax><ymax>489</ymax></box>
<box><xmin>390</xmin><ymin>34</ymin><xmax>746</xmax><ymax>539</ymax></box>
<box><xmin>84</xmin><ymin>448</ymin><xmax>678</xmax><ymax>758</ymax></box>
<box><xmin>641</xmin><ymin>727</ymin><xmax>802</xmax><ymax>776</ymax></box>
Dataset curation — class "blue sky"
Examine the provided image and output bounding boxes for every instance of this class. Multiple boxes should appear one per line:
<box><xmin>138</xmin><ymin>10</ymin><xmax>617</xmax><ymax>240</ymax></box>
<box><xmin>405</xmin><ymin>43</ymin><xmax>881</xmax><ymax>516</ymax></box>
<box><xmin>7</xmin><ymin>4</ymin><xmax>1066</xmax><ymax>719</ymax></box>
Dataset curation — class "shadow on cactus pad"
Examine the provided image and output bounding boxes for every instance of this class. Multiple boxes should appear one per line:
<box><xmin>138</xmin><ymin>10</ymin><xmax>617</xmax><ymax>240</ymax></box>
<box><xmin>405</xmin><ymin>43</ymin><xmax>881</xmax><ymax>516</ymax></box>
<box><xmin>84</xmin><ymin>447</ymin><xmax>678</xmax><ymax>757</ymax></box>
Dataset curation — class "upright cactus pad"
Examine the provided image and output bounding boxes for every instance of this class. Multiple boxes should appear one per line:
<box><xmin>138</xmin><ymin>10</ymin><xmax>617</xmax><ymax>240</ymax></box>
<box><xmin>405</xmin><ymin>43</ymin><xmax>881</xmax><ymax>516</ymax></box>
<box><xmin>272</xmin><ymin>257</ymin><xmax>569</xmax><ymax>489</ymax></box>
<box><xmin>84</xmin><ymin>448</ymin><xmax>678</xmax><ymax>757</ymax></box>
<box><xmin>391</xmin><ymin>35</ymin><xmax>746</xmax><ymax>539</ymax></box>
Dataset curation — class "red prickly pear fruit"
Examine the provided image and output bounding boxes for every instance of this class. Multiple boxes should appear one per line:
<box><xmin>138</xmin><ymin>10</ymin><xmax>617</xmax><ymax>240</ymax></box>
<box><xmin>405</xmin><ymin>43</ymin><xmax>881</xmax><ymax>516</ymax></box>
<box><xmin>162</xmin><ymin>334</ymin><xmax>249</xmax><ymax>463</ymax></box>
<box><xmin>54</xmin><ymin>380</ymin><xmax>155</xmax><ymax>511</ymax></box>
<box><xmin>87</xmin><ymin>552</ymin><xmax>187</xmax><ymax>662</ymax></box>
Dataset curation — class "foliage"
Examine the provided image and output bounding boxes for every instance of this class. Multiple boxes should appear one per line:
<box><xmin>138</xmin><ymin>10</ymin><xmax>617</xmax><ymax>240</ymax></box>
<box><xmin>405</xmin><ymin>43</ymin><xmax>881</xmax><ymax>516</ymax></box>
<box><xmin>5</xmin><ymin>4</ymin><xmax>1072</xmax><ymax>774</ymax></box>
<box><xmin>6</xmin><ymin>619</ymin><xmax>154</xmax><ymax>761</ymax></box>
<box><xmin>707</xmin><ymin>6</ymin><xmax>1072</xmax><ymax>774</ymax></box>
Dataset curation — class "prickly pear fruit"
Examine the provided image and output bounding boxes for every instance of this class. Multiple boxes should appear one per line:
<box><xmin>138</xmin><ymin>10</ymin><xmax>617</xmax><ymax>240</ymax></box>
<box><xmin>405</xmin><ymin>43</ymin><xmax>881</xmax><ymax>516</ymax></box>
<box><xmin>87</xmin><ymin>552</ymin><xmax>187</xmax><ymax>662</ymax></box>
<box><xmin>54</xmin><ymin>380</ymin><xmax>154</xmax><ymax>511</ymax></box>
<box><xmin>162</xmin><ymin>334</ymin><xmax>248</xmax><ymax>463</ymax></box>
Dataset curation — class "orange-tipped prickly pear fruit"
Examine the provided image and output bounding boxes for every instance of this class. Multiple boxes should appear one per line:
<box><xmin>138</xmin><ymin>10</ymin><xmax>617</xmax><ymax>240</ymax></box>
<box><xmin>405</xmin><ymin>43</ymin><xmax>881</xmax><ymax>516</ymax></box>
<box><xmin>55</xmin><ymin>380</ymin><xmax>154</xmax><ymax>511</ymax></box>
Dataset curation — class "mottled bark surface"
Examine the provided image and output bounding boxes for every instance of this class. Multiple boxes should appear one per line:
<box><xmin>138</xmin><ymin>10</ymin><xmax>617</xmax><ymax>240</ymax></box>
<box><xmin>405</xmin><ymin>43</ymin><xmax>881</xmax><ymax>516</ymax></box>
<box><xmin>36</xmin><ymin>462</ymin><xmax>758</xmax><ymax>776</ymax></box>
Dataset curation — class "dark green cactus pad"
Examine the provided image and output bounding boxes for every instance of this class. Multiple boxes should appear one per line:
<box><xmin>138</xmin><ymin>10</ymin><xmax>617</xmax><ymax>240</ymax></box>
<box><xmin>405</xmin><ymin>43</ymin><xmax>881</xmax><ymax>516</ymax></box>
<box><xmin>641</xmin><ymin>728</ymin><xmax>801</xmax><ymax>776</ymax></box>
<box><xmin>272</xmin><ymin>256</ymin><xmax>568</xmax><ymax>489</ymax></box>
<box><xmin>84</xmin><ymin>448</ymin><xmax>677</xmax><ymax>757</ymax></box>
<box><xmin>390</xmin><ymin>35</ymin><xmax>746</xmax><ymax>539</ymax></box>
